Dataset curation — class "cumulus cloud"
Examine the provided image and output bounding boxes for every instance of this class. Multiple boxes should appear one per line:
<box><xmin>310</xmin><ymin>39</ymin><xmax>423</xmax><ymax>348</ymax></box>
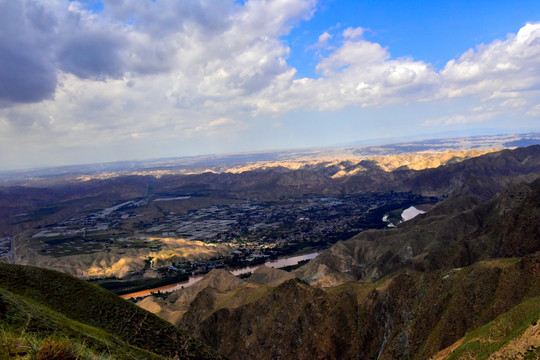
<box><xmin>3</xmin><ymin>1</ymin><xmax>539</xmax><ymax>114</ymax></box>
<box><xmin>309</xmin><ymin>31</ymin><xmax>332</xmax><ymax>49</ymax></box>
<box><xmin>0</xmin><ymin>0</ymin><xmax>316</xmax><ymax>124</ymax></box>
<box><xmin>342</xmin><ymin>27</ymin><xmax>364</xmax><ymax>40</ymax></box>
<box><xmin>0</xmin><ymin>0</ymin><xmax>311</xmax><ymax>105</ymax></box>
<box><xmin>0</xmin><ymin>1</ymin><xmax>58</xmax><ymax>103</ymax></box>
<box><xmin>251</xmin><ymin>21</ymin><xmax>540</xmax><ymax>116</ymax></box>
<box><xmin>0</xmin><ymin>0</ymin><xmax>539</xmax><ymax>168</ymax></box>
<box><xmin>440</xmin><ymin>23</ymin><xmax>540</xmax><ymax>99</ymax></box>
<box><xmin>250</xmin><ymin>30</ymin><xmax>439</xmax><ymax>114</ymax></box>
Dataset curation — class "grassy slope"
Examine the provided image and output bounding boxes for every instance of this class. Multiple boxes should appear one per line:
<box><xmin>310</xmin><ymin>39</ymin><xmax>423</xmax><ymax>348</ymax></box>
<box><xmin>0</xmin><ymin>288</ymin><xmax>164</xmax><ymax>359</ymax></box>
<box><xmin>0</xmin><ymin>263</ymin><xmax>221</xmax><ymax>360</ymax></box>
<box><xmin>432</xmin><ymin>296</ymin><xmax>540</xmax><ymax>359</ymax></box>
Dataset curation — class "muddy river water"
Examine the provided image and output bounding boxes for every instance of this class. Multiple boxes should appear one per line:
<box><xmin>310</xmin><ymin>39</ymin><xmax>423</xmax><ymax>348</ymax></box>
<box><xmin>121</xmin><ymin>252</ymin><xmax>319</xmax><ymax>299</ymax></box>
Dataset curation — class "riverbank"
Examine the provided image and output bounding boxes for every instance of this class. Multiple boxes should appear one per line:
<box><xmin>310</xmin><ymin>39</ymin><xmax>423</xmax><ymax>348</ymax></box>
<box><xmin>120</xmin><ymin>251</ymin><xmax>319</xmax><ymax>299</ymax></box>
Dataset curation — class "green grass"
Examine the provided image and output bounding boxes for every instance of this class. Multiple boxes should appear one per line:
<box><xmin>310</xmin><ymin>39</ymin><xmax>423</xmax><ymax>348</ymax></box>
<box><xmin>0</xmin><ymin>288</ymin><xmax>164</xmax><ymax>359</ymax></box>
<box><xmin>0</xmin><ymin>263</ymin><xmax>222</xmax><ymax>359</ymax></box>
<box><xmin>0</xmin><ymin>325</ymin><xmax>114</xmax><ymax>360</ymax></box>
<box><xmin>446</xmin><ymin>296</ymin><xmax>540</xmax><ymax>360</ymax></box>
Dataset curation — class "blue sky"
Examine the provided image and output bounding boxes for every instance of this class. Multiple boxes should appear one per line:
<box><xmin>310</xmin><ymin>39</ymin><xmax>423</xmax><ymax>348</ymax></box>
<box><xmin>287</xmin><ymin>0</ymin><xmax>540</xmax><ymax>76</ymax></box>
<box><xmin>1</xmin><ymin>0</ymin><xmax>540</xmax><ymax>170</ymax></box>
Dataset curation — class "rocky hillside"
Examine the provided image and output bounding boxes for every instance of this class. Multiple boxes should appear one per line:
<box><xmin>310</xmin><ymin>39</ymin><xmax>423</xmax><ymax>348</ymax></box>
<box><xmin>171</xmin><ymin>256</ymin><xmax>540</xmax><ymax>360</ymax></box>
<box><xmin>140</xmin><ymin>171</ymin><xmax>540</xmax><ymax>359</ymax></box>
<box><xmin>295</xmin><ymin>178</ymin><xmax>540</xmax><ymax>286</ymax></box>
<box><xmin>138</xmin><ymin>268</ymin><xmax>271</xmax><ymax>325</ymax></box>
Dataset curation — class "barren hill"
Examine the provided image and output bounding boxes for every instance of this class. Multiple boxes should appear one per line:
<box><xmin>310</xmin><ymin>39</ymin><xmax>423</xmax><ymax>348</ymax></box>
<box><xmin>247</xmin><ymin>265</ymin><xmax>296</xmax><ymax>286</ymax></box>
<box><xmin>173</xmin><ymin>256</ymin><xmax>540</xmax><ymax>360</ymax></box>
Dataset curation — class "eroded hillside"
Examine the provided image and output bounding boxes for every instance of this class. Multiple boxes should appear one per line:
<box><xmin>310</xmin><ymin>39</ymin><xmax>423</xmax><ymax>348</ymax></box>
<box><xmin>138</xmin><ymin>159</ymin><xmax>540</xmax><ymax>359</ymax></box>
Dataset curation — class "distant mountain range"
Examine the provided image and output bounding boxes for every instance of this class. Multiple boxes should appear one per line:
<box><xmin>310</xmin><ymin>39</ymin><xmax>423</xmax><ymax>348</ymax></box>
<box><xmin>1</xmin><ymin>132</ymin><xmax>539</xmax><ymax>183</ymax></box>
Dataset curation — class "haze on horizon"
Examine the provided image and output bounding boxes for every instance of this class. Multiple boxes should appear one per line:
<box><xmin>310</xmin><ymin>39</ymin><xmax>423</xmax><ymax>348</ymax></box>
<box><xmin>1</xmin><ymin>0</ymin><xmax>540</xmax><ymax>171</ymax></box>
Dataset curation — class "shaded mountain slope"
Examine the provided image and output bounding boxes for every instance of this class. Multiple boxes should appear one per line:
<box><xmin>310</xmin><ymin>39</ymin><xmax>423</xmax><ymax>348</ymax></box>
<box><xmin>246</xmin><ymin>265</ymin><xmax>296</xmax><ymax>286</ymax></box>
<box><xmin>161</xmin><ymin>176</ymin><xmax>540</xmax><ymax>359</ymax></box>
<box><xmin>2</xmin><ymin>145</ymin><xmax>539</xmax><ymax>210</ymax></box>
<box><xmin>139</xmin><ymin>269</ymin><xmax>271</xmax><ymax>326</ymax></box>
<box><xmin>338</xmin><ymin>145</ymin><xmax>540</xmax><ymax>198</ymax></box>
<box><xmin>177</xmin><ymin>256</ymin><xmax>540</xmax><ymax>360</ymax></box>
<box><xmin>399</xmin><ymin>146</ymin><xmax>540</xmax><ymax>198</ymax></box>
<box><xmin>0</xmin><ymin>287</ymin><xmax>164</xmax><ymax>359</ymax></box>
<box><xmin>295</xmin><ymin>178</ymin><xmax>540</xmax><ymax>286</ymax></box>
<box><xmin>431</xmin><ymin>295</ymin><xmax>540</xmax><ymax>359</ymax></box>
<box><xmin>0</xmin><ymin>263</ymin><xmax>222</xmax><ymax>359</ymax></box>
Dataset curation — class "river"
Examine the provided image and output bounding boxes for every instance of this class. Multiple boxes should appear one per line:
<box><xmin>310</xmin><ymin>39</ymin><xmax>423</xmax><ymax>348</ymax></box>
<box><xmin>382</xmin><ymin>204</ymin><xmax>431</xmax><ymax>227</ymax></box>
<box><xmin>400</xmin><ymin>206</ymin><xmax>426</xmax><ymax>221</ymax></box>
<box><xmin>120</xmin><ymin>251</ymin><xmax>319</xmax><ymax>299</ymax></box>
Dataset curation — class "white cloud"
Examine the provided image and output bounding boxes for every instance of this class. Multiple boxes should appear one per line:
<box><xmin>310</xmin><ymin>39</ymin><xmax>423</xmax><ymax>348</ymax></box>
<box><xmin>4</xmin><ymin>1</ymin><xmax>539</xmax><ymax>121</ymax></box>
<box><xmin>309</xmin><ymin>31</ymin><xmax>332</xmax><ymax>49</ymax></box>
<box><xmin>319</xmin><ymin>31</ymin><xmax>332</xmax><ymax>43</ymax></box>
<box><xmin>527</xmin><ymin>104</ymin><xmax>540</xmax><ymax>117</ymax></box>
<box><xmin>343</xmin><ymin>27</ymin><xmax>364</xmax><ymax>39</ymax></box>
<box><xmin>440</xmin><ymin>23</ymin><xmax>540</xmax><ymax>99</ymax></box>
<box><xmin>0</xmin><ymin>1</ymin><xmax>539</xmax><ymax>168</ymax></box>
<box><xmin>185</xmin><ymin>117</ymin><xmax>248</xmax><ymax>137</ymax></box>
<box><xmin>316</xmin><ymin>40</ymin><xmax>389</xmax><ymax>74</ymax></box>
<box><xmin>250</xmin><ymin>35</ymin><xmax>439</xmax><ymax>113</ymax></box>
<box><xmin>0</xmin><ymin>0</ymin><xmax>316</xmax><ymax>132</ymax></box>
<box><xmin>423</xmin><ymin>111</ymin><xmax>495</xmax><ymax>126</ymax></box>
<box><xmin>252</xmin><ymin>22</ymin><xmax>540</xmax><ymax>118</ymax></box>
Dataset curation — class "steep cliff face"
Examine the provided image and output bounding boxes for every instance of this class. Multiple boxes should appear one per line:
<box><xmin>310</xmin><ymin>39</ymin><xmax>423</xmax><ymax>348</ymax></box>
<box><xmin>180</xmin><ymin>278</ymin><xmax>361</xmax><ymax>360</ymax></box>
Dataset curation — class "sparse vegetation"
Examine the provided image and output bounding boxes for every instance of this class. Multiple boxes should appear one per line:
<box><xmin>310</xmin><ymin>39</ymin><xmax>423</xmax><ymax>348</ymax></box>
<box><xmin>444</xmin><ymin>296</ymin><xmax>540</xmax><ymax>360</ymax></box>
<box><xmin>0</xmin><ymin>327</ymin><xmax>112</xmax><ymax>360</ymax></box>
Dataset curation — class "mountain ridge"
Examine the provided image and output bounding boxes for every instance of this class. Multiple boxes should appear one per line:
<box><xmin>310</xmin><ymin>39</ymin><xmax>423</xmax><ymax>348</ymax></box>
<box><xmin>143</xmin><ymin>149</ymin><xmax>540</xmax><ymax>359</ymax></box>
<box><xmin>173</xmin><ymin>255</ymin><xmax>540</xmax><ymax>359</ymax></box>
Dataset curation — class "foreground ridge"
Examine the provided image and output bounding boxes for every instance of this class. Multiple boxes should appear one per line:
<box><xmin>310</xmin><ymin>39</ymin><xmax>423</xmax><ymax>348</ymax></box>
<box><xmin>0</xmin><ymin>263</ymin><xmax>223</xmax><ymax>359</ymax></box>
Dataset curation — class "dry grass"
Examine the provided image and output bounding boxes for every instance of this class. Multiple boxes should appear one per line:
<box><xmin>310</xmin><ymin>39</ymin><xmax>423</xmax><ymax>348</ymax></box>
<box><xmin>0</xmin><ymin>328</ymin><xmax>111</xmax><ymax>360</ymax></box>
